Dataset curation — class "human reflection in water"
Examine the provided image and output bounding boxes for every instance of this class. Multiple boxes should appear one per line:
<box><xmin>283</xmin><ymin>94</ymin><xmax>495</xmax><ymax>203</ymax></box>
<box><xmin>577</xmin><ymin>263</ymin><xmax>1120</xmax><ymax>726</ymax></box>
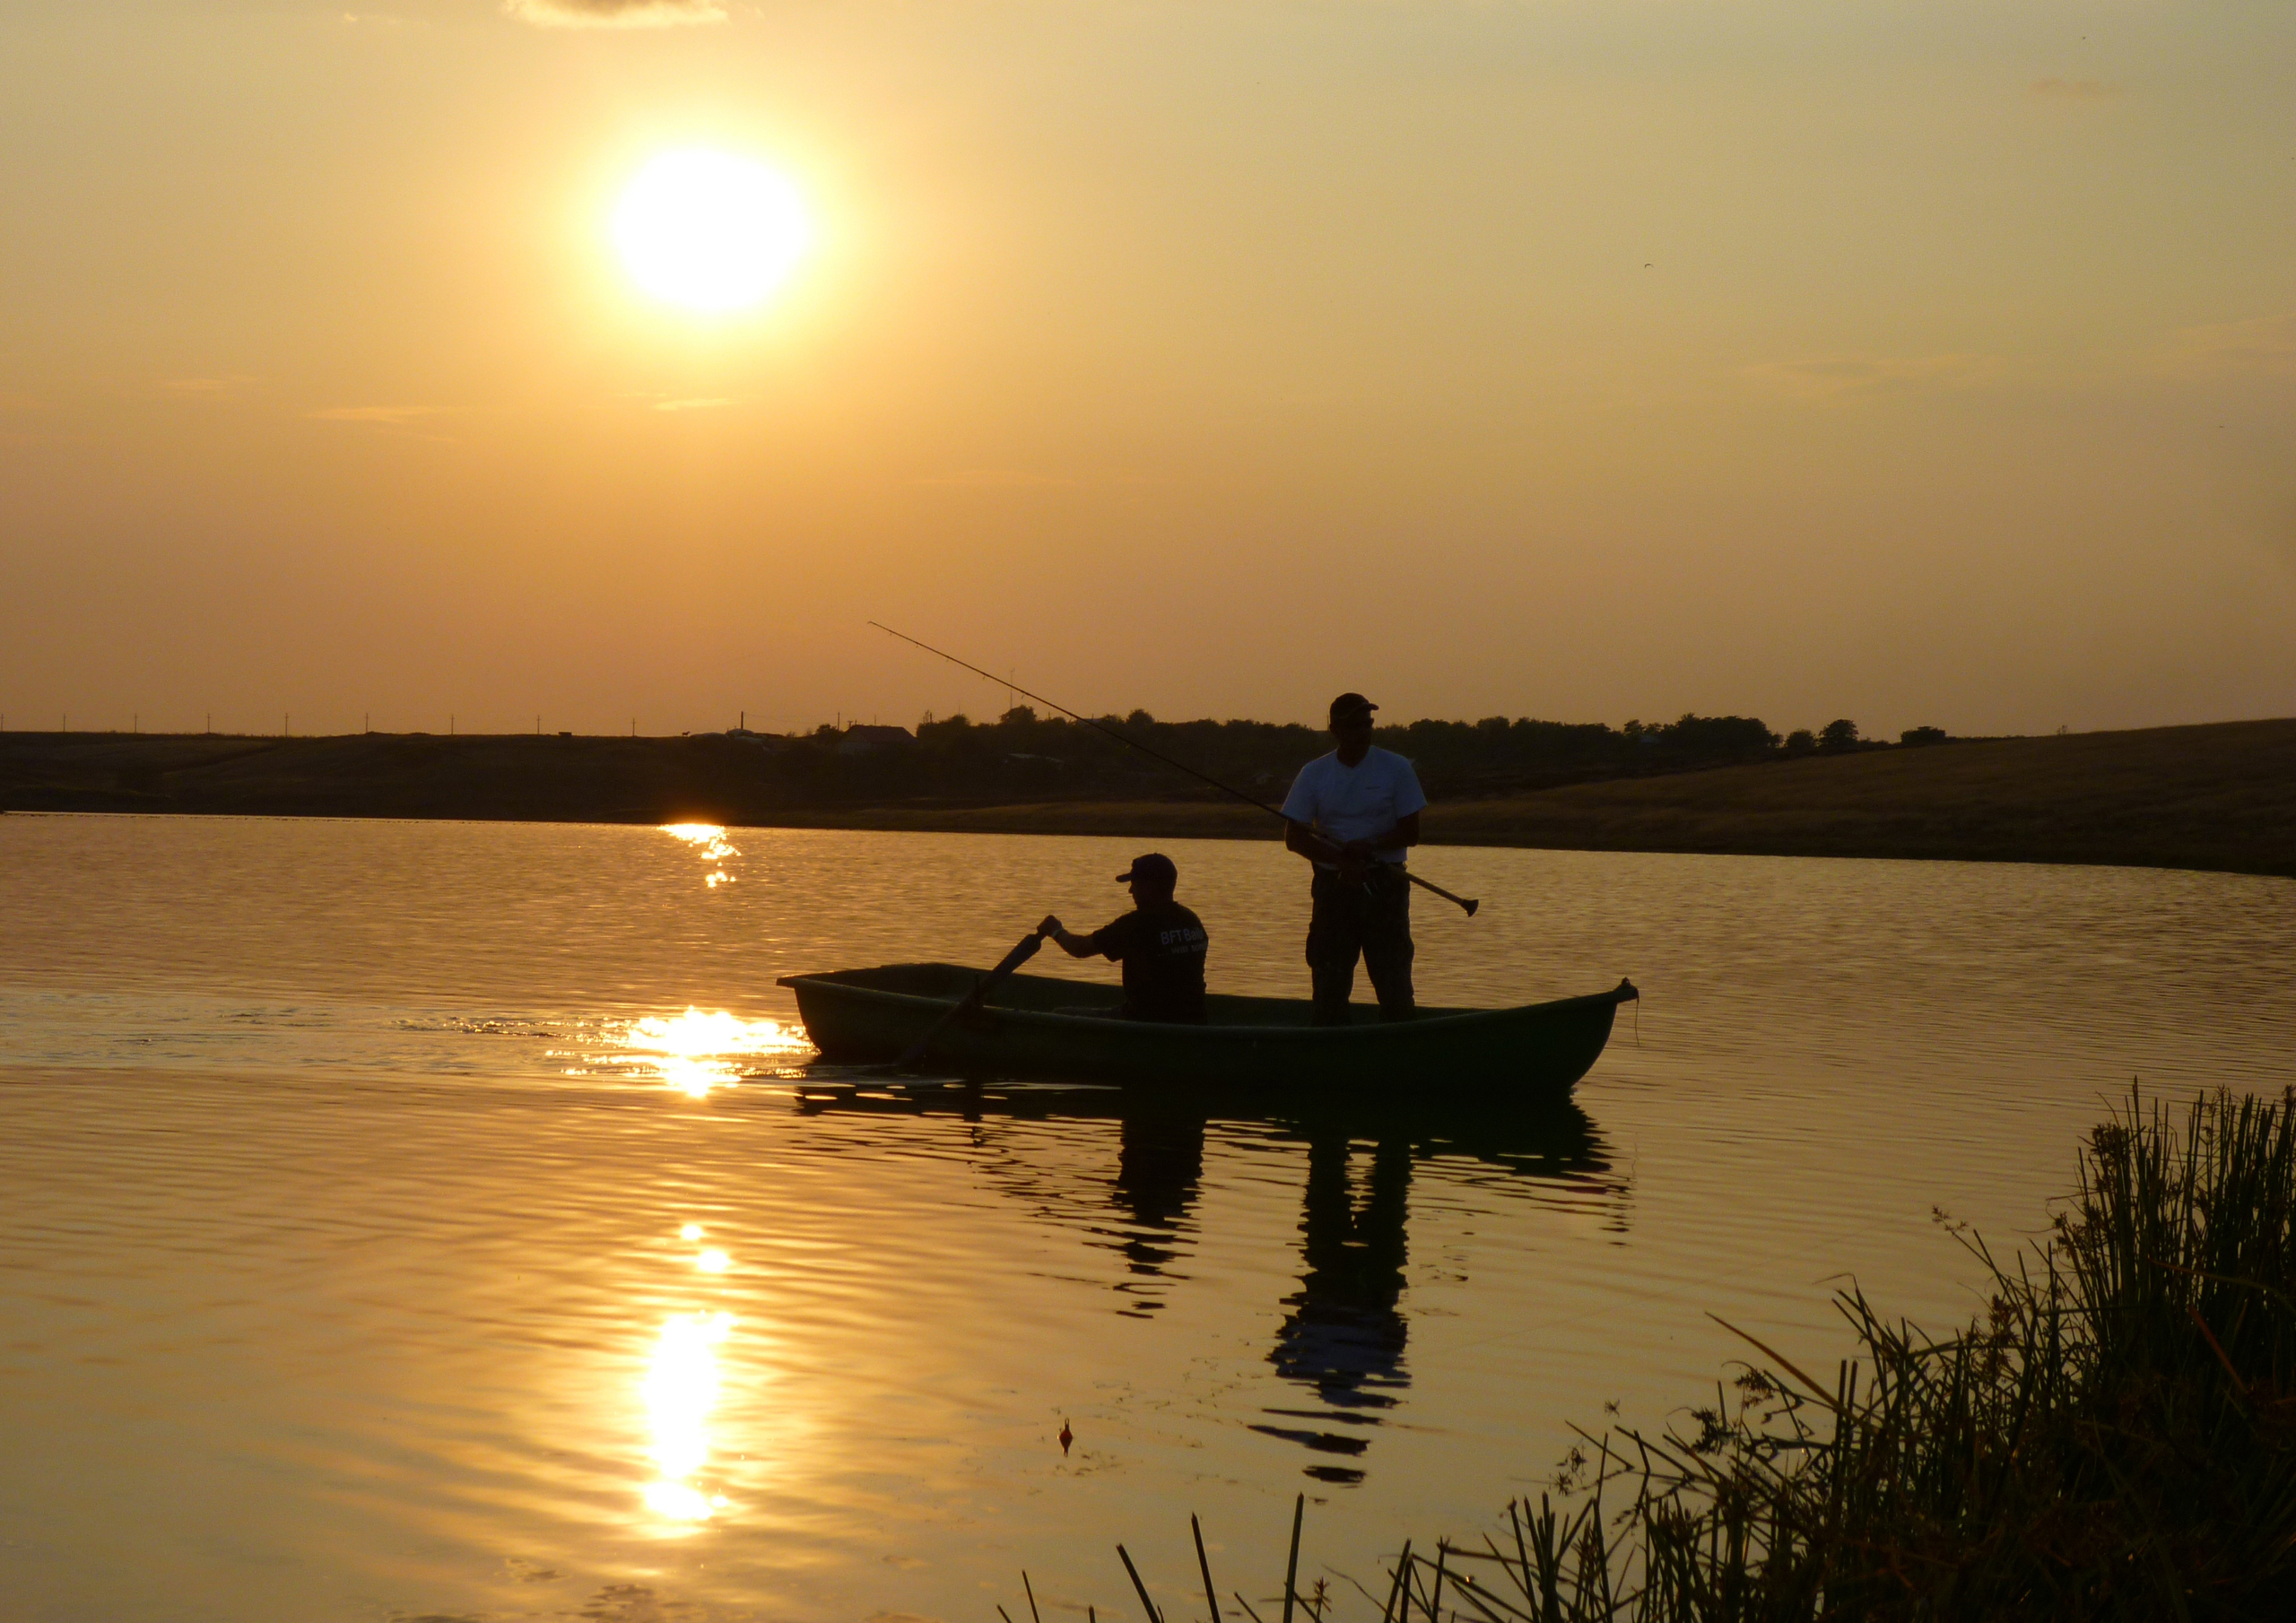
<box><xmin>1250</xmin><ymin>1132</ymin><xmax>1413</xmax><ymax>1482</ymax></box>
<box><xmin>790</xmin><ymin>1081</ymin><xmax>1613</xmax><ymax>1483</ymax></box>
<box><xmin>1109</xmin><ymin>1107</ymin><xmax>1206</xmax><ymax>1314</ymax></box>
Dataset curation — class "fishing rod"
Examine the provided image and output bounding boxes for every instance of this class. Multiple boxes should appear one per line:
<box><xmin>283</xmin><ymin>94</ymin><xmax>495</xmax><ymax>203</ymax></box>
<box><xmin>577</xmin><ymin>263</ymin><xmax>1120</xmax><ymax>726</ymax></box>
<box><xmin>868</xmin><ymin>621</ymin><xmax>1480</xmax><ymax>916</ymax></box>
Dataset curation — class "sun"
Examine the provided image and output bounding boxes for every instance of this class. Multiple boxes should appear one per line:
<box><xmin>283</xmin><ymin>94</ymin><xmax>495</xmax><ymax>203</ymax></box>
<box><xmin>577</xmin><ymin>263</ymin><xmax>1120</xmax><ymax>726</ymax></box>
<box><xmin>613</xmin><ymin>151</ymin><xmax>810</xmax><ymax>313</ymax></box>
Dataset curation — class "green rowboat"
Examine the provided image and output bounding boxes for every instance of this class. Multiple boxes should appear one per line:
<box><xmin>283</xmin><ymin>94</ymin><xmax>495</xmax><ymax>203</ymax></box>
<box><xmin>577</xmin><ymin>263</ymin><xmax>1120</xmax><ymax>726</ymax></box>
<box><xmin>777</xmin><ymin>963</ymin><xmax>1638</xmax><ymax>1095</ymax></box>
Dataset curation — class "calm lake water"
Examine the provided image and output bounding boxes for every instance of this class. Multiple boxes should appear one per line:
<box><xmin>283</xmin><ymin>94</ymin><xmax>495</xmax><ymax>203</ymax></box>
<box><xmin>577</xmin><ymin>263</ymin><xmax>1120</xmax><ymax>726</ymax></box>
<box><xmin>4</xmin><ymin>813</ymin><xmax>2292</xmax><ymax>1623</ymax></box>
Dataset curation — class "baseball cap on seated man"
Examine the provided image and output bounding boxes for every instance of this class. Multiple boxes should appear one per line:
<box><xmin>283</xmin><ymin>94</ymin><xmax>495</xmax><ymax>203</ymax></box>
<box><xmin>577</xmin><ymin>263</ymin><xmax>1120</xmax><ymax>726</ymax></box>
<box><xmin>1115</xmin><ymin>853</ymin><xmax>1179</xmax><ymax>888</ymax></box>
<box><xmin>1328</xmin><ymin>692</ymin><xmax>1378</xmax><ymax>725</ymax></box>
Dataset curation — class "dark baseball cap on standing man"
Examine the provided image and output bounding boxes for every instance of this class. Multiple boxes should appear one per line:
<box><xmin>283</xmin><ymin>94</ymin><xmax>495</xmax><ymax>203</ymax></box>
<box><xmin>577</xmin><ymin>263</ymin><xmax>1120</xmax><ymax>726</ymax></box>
<box><xmin>1328</xmin><ymin>692</ymin><xmax>1378</xmax><ymax>724</ymax></box>
<box><xmin>1114</xmin><ymin>853</ymin><xmax>1179</xmax><ymax>887</ymax></box>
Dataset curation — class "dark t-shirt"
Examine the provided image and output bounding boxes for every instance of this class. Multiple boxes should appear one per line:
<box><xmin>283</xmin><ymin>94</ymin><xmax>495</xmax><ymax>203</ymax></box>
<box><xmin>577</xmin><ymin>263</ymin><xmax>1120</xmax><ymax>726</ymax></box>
<box><xmin>1089</xmin><ymin>900</ymin><xmax>1209</xmax><ymax>1023</ymax></box>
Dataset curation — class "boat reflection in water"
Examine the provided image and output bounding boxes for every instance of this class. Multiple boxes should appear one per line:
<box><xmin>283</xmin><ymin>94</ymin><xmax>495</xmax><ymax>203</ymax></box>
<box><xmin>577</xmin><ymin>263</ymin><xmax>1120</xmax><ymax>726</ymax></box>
<box><xmin>790</xmin><ymin>1077</ymin><xmax>1617</xmax><ymax>1482</ymax></box>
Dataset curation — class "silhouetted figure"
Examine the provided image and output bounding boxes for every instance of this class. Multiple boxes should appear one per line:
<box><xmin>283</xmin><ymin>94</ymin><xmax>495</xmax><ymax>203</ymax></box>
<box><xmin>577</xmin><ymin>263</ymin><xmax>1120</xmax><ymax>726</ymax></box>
<box><xmin>1041</xmin><ymin>853</ymin><xmax>1209</xmax><ymax>1023</ymax></box>
<box><xmin>1282</xmin><ymin>694</ymin><xmax>1425</xmax><ymax>1024</ymax></box>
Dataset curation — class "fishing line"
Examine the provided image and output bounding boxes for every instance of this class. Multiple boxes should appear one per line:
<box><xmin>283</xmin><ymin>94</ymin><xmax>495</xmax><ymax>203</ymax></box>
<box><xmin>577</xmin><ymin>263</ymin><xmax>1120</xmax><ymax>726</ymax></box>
<box><xmin>869</xmin><ymin>621</ymin><xmax>1483</xmax><ymax>916</ymax></box>
<box><xmin>869</xmin><ymin>621</ymin><xmax>1291</xmax><ymax>820</ymax></box>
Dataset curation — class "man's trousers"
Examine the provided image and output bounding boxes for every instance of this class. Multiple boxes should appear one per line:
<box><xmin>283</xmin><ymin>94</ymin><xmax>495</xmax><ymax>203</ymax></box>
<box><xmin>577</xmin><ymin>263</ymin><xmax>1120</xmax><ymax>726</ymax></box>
<box><xmin>1306</xmin><ymin>865</ymin><xmax>1415</xmax><ymax>1025</ymax></box>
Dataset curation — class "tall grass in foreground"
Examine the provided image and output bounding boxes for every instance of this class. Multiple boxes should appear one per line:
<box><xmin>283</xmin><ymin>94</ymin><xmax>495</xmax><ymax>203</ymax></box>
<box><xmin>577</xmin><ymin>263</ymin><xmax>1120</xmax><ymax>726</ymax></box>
<box><xmin>1052</xmin><ymin>1088</ymin><xmax>2296</xmax><ymax>1623</ymax></box>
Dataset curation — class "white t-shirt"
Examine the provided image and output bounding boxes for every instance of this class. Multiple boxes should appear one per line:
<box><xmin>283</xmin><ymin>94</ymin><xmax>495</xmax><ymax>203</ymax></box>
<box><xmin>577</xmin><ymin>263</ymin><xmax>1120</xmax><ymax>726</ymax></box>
<box><xmin>1280</xmin><ymin>747</ymin><xmax>1428</xmax><ymax>866</ymax></box>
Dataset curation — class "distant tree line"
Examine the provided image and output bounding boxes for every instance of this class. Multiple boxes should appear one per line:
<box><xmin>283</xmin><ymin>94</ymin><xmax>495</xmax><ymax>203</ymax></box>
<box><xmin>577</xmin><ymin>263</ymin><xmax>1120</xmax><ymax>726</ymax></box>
<box><xmin>742</xmin><ymin>707</ymin><xmax>1954</xmax><ymax>807</ymax></box>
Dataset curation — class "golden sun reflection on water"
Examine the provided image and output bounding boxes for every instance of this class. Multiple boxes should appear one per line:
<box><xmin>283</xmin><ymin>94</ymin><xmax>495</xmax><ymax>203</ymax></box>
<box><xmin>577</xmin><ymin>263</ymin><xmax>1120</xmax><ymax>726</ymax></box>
<box><xmin>615</xmin><ymin>1008</ymin><xmax>814</xmax><ymax>1097</ymax></box>
<box><xmin>661</xmin><ymin>822</ymin><xmax>740</xmax><ymax>887</ymax></box>
<box><xmin>641</xmin><ymin>1308</ymin><xmax>735</xmax><ymax>1523</ymax></box>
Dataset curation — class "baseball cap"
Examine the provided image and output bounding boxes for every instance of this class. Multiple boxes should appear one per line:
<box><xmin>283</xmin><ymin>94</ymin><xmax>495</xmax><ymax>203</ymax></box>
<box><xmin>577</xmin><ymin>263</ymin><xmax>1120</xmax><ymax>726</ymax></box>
<box><xmin>1115</xmin><ymin>853</ymin><xmax>1179</xmax><ymax>887</ymax></box>
<box><xmin>1328</xmin><ymin>692</ymin><xmax>1378</xmax><ymax>724</ymax></box>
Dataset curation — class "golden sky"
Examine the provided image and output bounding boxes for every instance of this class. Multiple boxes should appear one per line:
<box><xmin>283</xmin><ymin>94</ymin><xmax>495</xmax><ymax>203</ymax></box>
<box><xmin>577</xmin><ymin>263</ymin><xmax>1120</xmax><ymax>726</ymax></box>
<box><xmin>2</xmin><ymin>0</ymin><xmax>2290</xmax><ymax>739</ymax></box>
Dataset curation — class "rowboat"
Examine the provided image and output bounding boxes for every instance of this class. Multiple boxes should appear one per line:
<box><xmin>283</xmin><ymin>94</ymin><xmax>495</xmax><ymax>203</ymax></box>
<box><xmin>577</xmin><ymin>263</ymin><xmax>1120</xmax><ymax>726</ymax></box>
<box><xmin>776</xmin><ymin>962</ymin><xmax>1638</xmax><ymax>1095</ymax></box>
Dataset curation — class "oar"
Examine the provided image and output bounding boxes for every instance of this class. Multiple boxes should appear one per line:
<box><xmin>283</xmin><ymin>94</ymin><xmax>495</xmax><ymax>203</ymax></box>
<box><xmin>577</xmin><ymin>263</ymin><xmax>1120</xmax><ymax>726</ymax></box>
<box><xmin>869</xmin><ymin>621</ymin><xmax>1481</xmax><ymax>916</ymax></box>
<box><xmin>892</xmin><ymin>927</ymin><xmax>1048</xmax><ymax>1071</ymax></box>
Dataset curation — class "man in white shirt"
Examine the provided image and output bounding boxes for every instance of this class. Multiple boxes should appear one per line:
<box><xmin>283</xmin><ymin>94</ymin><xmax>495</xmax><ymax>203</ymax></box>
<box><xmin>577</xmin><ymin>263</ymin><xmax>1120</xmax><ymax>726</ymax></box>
<box><xmin>1280</xmin><ymin>692</ymin><xmax>1427</xmax><ymax>1025</ymax></box>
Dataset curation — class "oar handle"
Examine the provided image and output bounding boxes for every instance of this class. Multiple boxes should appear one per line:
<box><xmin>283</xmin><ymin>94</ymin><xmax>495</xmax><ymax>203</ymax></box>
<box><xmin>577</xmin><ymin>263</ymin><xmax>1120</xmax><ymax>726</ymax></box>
<box><xmin>895</xmin><ymin>928</ymin><xmax>1046</xmax><ymax>1069</ymax></box>
<box><xmin>1402</xmin><ymin>869</ymin><xmax>1479</xmax><ymax>916</ymax></box>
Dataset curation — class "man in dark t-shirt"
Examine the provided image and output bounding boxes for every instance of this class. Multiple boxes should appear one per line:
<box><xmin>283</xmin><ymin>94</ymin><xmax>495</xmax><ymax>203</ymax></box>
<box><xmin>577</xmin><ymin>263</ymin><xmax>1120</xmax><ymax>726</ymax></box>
<box><xmin>1039</xmin><ymin>853</ymin><xmax>1209</xmax><ymax>1023</ymax></box>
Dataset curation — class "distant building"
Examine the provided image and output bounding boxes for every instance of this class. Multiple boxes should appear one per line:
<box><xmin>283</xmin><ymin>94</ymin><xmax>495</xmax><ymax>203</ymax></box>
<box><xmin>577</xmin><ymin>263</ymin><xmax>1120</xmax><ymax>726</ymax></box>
<box><xmin>835</xmin><ymin>725</ymin><xmax>916</xmax><ymax>757</ymax></box>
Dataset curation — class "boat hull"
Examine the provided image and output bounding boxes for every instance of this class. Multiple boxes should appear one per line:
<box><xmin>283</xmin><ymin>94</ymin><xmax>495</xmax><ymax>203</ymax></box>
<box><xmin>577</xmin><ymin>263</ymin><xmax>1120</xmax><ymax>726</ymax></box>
<box><xmin>777</xmin><ymin>963</ymin><xmax>1636</xmax><ymax>1095</ymax></box>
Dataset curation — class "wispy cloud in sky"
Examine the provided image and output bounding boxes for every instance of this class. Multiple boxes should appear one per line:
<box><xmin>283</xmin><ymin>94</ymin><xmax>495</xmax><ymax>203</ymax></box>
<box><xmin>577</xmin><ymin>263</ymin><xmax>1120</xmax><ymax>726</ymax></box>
<box><xmin>1743</xmin><ymin>353</ymin><xmax>2004</xmax><ymax>400</ymax></box>
<box><xmin>309</xmin><ymin>404</ymin><xmax>440</xmax><ymax>424</ymax></box>
<box><xmin>161</xmin><ymin>376</ymin><xmax>259</xmax><ymax>399</ymax></box>
<box><xmin>504</xmin><ymin>0</ymin><xmax>725</xmax><ymax>27</ymax></box>
<box><xmin>911</xmin><ymin>468</ymin><xmax>1074</xmax><ymax>489</ymax></box>
<box><xmin>2158</xmin><ymin>314</ymin><xmax>2296</xmax><ymax>378</ymax></box>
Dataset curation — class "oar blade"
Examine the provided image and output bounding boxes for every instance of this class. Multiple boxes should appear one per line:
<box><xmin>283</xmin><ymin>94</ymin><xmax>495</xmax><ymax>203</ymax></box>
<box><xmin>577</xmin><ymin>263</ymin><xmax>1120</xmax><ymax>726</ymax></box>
<box><xmin>893</xmin><ymin>929</ymin><xmax>1045</xmax><ymax>1071</ymax></box>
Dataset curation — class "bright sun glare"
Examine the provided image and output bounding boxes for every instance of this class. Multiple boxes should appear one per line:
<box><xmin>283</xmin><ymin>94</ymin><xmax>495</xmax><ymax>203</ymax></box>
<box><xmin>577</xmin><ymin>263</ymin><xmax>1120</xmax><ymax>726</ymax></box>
<box><xmin>613</xmin><ymin>151</ymin><xmax>809</xmax><ymax>313</ymax></box>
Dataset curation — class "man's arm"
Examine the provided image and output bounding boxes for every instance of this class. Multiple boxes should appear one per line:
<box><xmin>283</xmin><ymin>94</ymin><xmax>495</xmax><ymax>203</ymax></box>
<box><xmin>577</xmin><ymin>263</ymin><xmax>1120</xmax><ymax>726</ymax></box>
<box><xmin>1038</xmin><ymin>915</ymin><xmax>1106</xmax><ymax>959</ymax></box>
<box><xmin>1286</xmin><ymin>809</ymin><xmax>1419</xmax><ymax>871</ymax></box>
<box><xmin>1284</xmin><ymin>819</ymin><xmax>1349</xmax><ymax>866</ymax></box>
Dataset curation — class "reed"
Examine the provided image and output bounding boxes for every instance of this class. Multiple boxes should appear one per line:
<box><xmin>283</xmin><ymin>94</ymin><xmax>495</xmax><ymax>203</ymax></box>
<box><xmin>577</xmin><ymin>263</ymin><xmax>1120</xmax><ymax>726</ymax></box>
<box><xmin>1059</xmin><ymin>1087</ymin><xmax>2296</xmax><ymax>1623</ymax></box>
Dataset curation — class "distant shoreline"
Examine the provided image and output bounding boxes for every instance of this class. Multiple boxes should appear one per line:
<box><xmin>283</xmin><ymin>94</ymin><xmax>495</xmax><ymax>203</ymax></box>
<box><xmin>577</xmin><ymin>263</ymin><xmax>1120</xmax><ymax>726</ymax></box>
<box><xmin>4</xmin><ymin>716</ymin><xmax>2292</xmax><ymax>882</ymax></box>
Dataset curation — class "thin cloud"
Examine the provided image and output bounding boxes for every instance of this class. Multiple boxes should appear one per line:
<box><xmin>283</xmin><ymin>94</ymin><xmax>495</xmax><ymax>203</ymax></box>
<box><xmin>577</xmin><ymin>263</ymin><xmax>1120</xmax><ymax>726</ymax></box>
<box><xmin>2031</xmin><ymin>78</ymin><xmax>2122</xmax><ymax>100</ymax></box>
<box><xmin>161</xmin><ymin>375</ymin><xmax>260</xmax><ymax>398</ymax></box>
<box><xmin>912</xmin><ymin>468</ymin><xmax>1075</xmax><ymax>489</ymax></box>
<box><xmin>309</xmin><ymin>404</ymin><xmax>440</xmax><ymax>424</ymax></box>
<box><xmin>2157</xmin><ymin>314</ymin><xmax>2296</xmax><ymax>378</ymax></box>
<box><xmin>1744</xmin><ymin>353</ymin><xmax>2004</xmax><ymax>400</ymax></box>
<box><xmin>505</xmin><ymin>0</ymin><xmax>725</xmax><ymax>27</ymax></box>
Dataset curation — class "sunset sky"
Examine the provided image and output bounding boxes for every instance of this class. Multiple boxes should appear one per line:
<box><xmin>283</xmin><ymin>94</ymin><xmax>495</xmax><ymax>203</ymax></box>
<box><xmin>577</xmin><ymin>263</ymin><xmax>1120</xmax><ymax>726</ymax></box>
<box><xmin>3</xmin><ymin>0</ymin><xmax>2290</xmax><ymax>741</ymax></box>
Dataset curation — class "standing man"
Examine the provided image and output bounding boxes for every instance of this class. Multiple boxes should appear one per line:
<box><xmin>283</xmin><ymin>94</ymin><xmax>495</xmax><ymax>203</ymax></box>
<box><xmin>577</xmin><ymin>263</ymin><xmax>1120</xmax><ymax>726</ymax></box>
<box><xmin>1039</xmin><ymin>853</ymin><xmax>1210</xmax><ymax>1023</ymax></box>
<box><xmin>1282</xmin><ymin>693</ymin><xmax>1425</xmax><ymax>1025</ymax></box>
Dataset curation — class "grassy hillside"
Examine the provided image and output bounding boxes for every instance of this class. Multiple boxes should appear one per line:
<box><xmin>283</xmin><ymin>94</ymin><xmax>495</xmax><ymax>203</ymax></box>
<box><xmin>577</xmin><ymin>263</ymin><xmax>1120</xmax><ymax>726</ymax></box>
<box><xmin>770</xmin><ymin>718</ymin><xmax>2296</xmax><ymax>880</ymax></box>
<box><xmin>3</xmin><ymin>717</ymin><xmax>2290</xmax><ymax>880</ymax></box>
<box><xmin>1436</xmin><ymin>717</ymin><xmax>2296</xmax><ymax>878</ymax></box>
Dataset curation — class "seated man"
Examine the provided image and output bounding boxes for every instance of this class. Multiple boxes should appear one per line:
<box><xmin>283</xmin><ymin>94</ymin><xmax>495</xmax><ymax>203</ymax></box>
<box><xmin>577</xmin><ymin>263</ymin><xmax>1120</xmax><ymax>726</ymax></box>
<box><xmin>1039</xmin><ymin>853</ymin><xmax>1210</xmax><ymax>1023</ymax></box>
